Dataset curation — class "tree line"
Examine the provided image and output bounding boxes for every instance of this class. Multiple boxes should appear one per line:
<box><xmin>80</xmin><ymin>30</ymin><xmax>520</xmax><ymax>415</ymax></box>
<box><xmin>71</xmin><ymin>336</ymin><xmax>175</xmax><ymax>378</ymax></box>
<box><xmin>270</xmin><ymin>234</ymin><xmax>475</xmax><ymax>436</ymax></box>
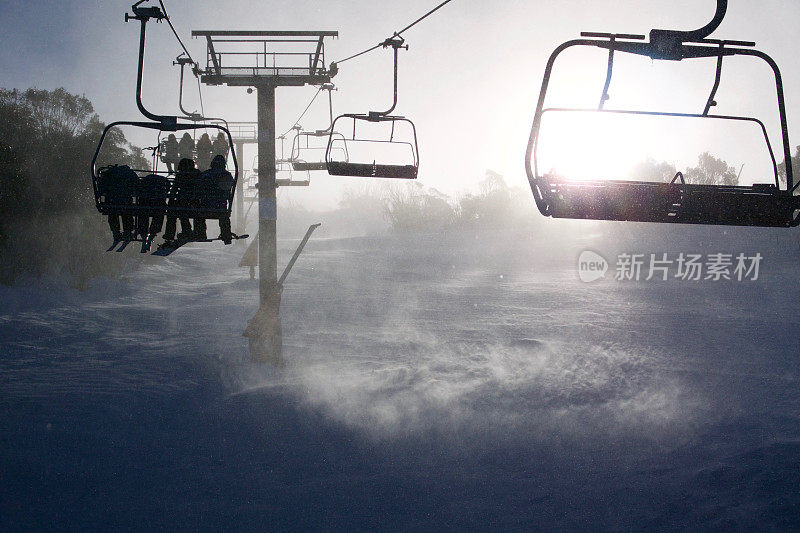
<box><xmin>0</xmin><ymin>87</ymin><xmax>147</xmax><ymax>286</ymax></box>
<box><xmin>354</xmin><ymin>171</ymin><xmax>537</xmax><ymax>233</ymax></box>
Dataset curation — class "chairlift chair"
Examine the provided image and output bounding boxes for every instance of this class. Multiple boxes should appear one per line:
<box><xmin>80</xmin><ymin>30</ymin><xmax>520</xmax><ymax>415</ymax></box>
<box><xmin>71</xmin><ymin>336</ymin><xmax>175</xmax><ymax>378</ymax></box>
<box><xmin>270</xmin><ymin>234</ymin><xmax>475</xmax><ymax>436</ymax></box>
<box><xmin>326</xmin><ymin>36</ymin><xmax>420</xmax><ymax>179</ymax></box>
<box><xmin>277</xmin><ymin>158</ymin><xmax>311</xmax><ymax>187</ymax></box>
<box><xmin>525</xmin><ymin>0</ymin><xmax>800</xmax><ymax>227</ymax></box>
<box><xmin>155</xmin><ymin>53</ymin><xmax>231</xmax><ymax>167</ymax></box>
<box><xmin>275</xmin><ymin>129</ymin><xmax>312</xmax><ymax>186</ymax></box>
<box><xmin>292</xmin><ymin>129</ymin><xmax>349</xmax><ymax>172</ymax></box>
<box><xmin>91</xmin><ymin>2</ymin><xmax>240</xmax><ymax>239</ymax></box>
<box><xmin>250</xmin><ymin>141</ymin><xmax>312</xmax><ymax>188</ymax></box>
<box><xmin>93</xmin><ymin>122</ymin><xmax>238</xmax><ymax>219</ymax></box>
<box><xmin>290</xmin><ymin>84</ymin><xmax>349</xmax><ymax>171</ymax></box>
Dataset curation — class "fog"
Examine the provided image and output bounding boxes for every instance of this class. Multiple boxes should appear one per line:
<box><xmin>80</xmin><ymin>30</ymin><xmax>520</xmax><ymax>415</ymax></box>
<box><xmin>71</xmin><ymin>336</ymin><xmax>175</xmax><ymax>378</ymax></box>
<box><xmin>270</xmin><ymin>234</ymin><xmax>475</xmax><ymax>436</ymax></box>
<box><xmin>4</xmin><ymin>0</ymin><xmax>800</xmax><ymax>529</ymax></box>
<box><xmin>4</xmin><ymin>0</ymin><xmax>800</xmax><ymax>209</ymax></box>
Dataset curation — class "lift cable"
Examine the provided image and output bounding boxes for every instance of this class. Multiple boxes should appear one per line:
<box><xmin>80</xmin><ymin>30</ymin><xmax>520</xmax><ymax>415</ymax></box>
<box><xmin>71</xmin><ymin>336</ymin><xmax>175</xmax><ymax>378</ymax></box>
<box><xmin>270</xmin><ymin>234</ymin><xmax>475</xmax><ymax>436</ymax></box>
<box><xmin>335</xmin><ymin>43</ymin><xmax>383</xmax><ymax>66</ymax></box>
<box><xmin>395</xmin><ymin>0</ymin><xmax>455</xmax><ymax>39</ymax></box>
<box><xmin>158</xmin><ymin>0</ymin><xmax>210</xmax><ymax>120</ymax></box>
<box><xmin>333</xmin><ymin>0</ymin><xmax>455</xmax><ymax>66</ymax></box>
<box><xmin>158</xmin><ymin>0</ymin><xmax>197</xmax><ymax>69</ymax></box>
<box><xmin>156</xmin><ymin>0</ymin><xmax>220</xmax><ymax>128</ymax></box>
<box><xmin>196</xmin><ymin>76</ymin><xmax>205</xmax><ymax>117</ymax></box>
<box><xmin>279</xmin><ymin>86</ymin><xmax>324</xmax><ymax>139</ymax></box>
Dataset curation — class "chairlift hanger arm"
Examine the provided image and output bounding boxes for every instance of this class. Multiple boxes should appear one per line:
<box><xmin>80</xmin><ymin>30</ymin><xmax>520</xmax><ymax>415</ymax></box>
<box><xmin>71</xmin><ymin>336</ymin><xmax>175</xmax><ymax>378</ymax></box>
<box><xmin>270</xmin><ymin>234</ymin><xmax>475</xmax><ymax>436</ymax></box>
<box><xmin>317</xmin><ymin>83</ymin><xmax>337</xmax><ymax>133</ymax></box>
<box><xmin>175</xmin><ymin>58</ymin><xmax>202</xmax><ymax>120</ymax></box>
<box><xmin>125</xmin><ymin>1</ymin><xmax>177</xmax><ymax>128</ymax></box>
<box><xmin>650</xmin><ymin>0</ymin><xmax>727</xmax><ymax>60</ymax></box>
<box><xmin>370</xmin><ymin>37</ymin><xmax>408</xmax><ymax>118</ymax></box>
<box><xmin>598</xmin><ymin>37</ymin><xmax>615</xmax><ymax>110</ymax></box>
<box><xmin>703</xmin><ymin>43</ymin><xmax>725</xmax><ymax>116</ymax></box>
<box><xmin>173</xmin><ymin>58</ymin><xmax>230</xmax><ymax>128</ymax></box>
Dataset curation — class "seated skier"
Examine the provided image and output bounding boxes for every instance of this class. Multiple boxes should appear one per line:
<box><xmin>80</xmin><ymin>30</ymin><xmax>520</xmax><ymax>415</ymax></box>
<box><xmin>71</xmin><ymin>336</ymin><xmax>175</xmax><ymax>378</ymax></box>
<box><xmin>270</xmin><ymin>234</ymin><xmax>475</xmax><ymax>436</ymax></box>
<box><xmin>162</xmin><ymin>158</ymin><xmax>199</xmax><ymax>244</ymax></box>
<box><xmin>195</xmin><ymin>132</ymin><xmax>213</xmax><ymax>171</ymax></box>
<box><xmin>177</xmin><ymin>132</ymin><xmax>195</xmax><ymax>163</ymax></box>
<box><xmin>196</xmin><ymin>154</ymin><xmax>234</xmax><ymax>244</ymax></box>
<box><xmin>98</xmin><ymin>164</ymin><xmax>137</xmax><ymax>242</ymax></box>
<box><xmin>212</xmin><ymin>131</ymin><xmax>229</xmax><ymax>161</ymax></box>
<box><xmin>162</xmin><ymin>134</ymin><xmax>180</xmax><ymax>173</ymax></box>
<box><xmin>136</xmin><ymin>173</ymin><xmax>168</xmax><ymax>252</ymax></box>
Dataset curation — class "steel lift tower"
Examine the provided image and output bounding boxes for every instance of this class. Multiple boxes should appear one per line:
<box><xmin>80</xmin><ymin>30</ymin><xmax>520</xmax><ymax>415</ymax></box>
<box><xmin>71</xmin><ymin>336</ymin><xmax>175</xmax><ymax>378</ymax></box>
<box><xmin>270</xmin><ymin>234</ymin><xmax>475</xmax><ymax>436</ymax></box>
<box><xmin>192</xmin><ymin>30</ymin><xmax>337</xmax><ymax>362</ymax></box>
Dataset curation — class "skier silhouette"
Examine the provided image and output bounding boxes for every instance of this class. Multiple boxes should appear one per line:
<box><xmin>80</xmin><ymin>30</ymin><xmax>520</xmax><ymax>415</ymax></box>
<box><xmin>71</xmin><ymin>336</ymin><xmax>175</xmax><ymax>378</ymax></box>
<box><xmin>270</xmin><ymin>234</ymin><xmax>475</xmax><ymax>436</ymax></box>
<box><xmin>212</xmin><ymin>131</ymin><xmax>229</xmax><ymax>161</ymax></box>
<box><xmin>163</xmin><ymin>158</ymin><xmax>198</xmax><ymax>243</ymax></box>
<box><xmin>98</xmin><ymin>164</ymin><xmax>137</xmax><ymax>241</ymax></box>
<box><xmin>195</xmin><ymin>154</ymin><xmax>234</xmax><ymax>244</ymax></box>
<box><xmin>195</xmin><ymin>132</ymin><xmax>213</xmax><ymax>171</ymax></box>
<box><xmin>162</xmin><ymin>134</ymin><xmax>180</xmax><ymax>173</ymax></box>
<box><xmin>177</xmin><ymin>132</ymin><xmax>195</xmax><ymax>163</ymax></box>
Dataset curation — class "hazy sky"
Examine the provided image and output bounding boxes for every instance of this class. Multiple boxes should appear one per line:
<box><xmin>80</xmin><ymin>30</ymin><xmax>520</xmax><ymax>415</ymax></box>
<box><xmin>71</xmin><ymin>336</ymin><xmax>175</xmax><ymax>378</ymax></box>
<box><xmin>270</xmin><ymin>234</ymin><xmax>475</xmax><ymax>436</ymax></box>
<box><xmin>2</xmin><ymin>0</ymin><xmax>800</xmax><ymax>208</ymax></box>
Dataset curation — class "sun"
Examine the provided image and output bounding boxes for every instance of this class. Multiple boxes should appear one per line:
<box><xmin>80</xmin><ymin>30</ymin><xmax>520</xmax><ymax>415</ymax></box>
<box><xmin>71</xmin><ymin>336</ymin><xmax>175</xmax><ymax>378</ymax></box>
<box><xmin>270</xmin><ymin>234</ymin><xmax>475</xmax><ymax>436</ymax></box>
<box><xmin>535</xmin><ymin>110</ymin><xmax>654</xmax><ymax>181</ymax></box>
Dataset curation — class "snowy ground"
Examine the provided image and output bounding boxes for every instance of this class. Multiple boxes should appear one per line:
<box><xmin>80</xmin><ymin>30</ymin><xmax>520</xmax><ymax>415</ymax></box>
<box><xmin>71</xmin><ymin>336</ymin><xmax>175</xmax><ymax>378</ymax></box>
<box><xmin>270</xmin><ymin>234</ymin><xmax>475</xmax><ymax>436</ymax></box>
<box><xmin>2</xmin><ymin>223</ymin><xmax>800</xmax><ymax>530</ymax></box>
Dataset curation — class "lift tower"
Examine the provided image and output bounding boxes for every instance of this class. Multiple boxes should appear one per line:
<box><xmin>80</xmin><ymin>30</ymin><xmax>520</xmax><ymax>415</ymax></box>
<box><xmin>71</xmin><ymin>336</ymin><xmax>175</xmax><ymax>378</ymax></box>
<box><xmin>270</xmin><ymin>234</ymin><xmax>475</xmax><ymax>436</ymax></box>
<box><xmin>193</xmin><ymin>30</ymin><xmax>337</xmax><ymax>362</ymax></box>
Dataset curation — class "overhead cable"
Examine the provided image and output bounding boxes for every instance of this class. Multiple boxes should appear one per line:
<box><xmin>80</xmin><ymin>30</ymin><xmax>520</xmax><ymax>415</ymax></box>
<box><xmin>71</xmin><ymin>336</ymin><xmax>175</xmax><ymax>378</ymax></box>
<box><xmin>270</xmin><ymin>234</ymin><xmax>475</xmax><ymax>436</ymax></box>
<box><xmin>334</xmin><ymin>0</ymin><xmax>455</xmax><ymax>66</ymax></box>
<box><xmin>280</xmin><ymin>86</ymin><xmax>323</xmax><ymax>138</ymax></box>
<box><xmin>158</xmin><ymin>1</ymin><xmax>197</xmax><ymax>69</ymax></box>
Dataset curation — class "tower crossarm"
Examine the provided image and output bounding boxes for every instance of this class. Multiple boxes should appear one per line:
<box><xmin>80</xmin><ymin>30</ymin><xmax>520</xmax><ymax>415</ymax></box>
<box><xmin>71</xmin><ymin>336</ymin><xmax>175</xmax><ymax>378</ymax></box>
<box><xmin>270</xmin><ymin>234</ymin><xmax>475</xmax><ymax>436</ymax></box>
<box><xmin>192</xmin><ymin>30</ymin><xmax>338</xmax><ymax>87</ymax></box>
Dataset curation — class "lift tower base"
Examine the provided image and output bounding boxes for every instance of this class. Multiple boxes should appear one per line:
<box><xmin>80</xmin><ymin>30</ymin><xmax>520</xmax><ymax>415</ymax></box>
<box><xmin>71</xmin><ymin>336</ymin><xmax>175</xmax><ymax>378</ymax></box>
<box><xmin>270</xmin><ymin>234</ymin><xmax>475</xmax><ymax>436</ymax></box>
<box><xmin>193</xmin><ymin>30</ymin><xmax>337</xmax><ymax>363</ymax></box>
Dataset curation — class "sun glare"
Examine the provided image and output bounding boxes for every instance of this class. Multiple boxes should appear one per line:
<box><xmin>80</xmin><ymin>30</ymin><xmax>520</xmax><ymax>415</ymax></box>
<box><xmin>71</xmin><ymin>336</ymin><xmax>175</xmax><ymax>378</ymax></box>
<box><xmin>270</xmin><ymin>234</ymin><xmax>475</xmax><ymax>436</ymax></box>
<box><xmin>535</xmin><ymin>110</ymin><xmax>776</xmax><ymax>185</ymax></box>
<box><xmin>537</xmin><ymin>111</ymin><xmax>653</xmax><ymax>181</ymax></box>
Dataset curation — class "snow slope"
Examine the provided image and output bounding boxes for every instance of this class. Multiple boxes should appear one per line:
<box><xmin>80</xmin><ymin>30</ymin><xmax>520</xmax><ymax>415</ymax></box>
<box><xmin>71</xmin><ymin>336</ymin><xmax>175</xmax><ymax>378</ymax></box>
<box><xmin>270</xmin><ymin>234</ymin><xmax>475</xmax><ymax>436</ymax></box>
<box><xmin>2</xmin><ymin>225</ymin><xmax>800</xmax><ymax>530</ymax></box>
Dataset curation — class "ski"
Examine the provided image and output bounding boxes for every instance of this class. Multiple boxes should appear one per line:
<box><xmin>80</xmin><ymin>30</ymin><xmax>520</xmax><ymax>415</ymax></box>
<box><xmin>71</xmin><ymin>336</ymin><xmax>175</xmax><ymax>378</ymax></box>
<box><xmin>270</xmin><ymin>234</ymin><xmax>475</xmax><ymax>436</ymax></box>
<box><xmin>151</xmin><ymin>234</ymin><xmax>249</xmax><ymax>257</ymax></box>
<box><xmin>151</xmin><ymin>237</ymin><xmax>195</xmax><ymax>257</ymax></box>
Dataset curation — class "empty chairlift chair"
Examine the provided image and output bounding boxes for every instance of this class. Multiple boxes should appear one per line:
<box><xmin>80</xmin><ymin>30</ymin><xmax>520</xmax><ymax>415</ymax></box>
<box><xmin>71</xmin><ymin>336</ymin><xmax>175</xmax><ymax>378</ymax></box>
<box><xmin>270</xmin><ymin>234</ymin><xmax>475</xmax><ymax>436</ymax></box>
<box><xmin>291</xmin><ymin>84</ymin><xmax>349</xmax><ymax>172</ymax></box>
<box><xmin>525</xmin><ymin>0</ymin><xmax>800</xmax><ymax>227</ymax></box>
<box><xmin>326</xmin><ymin>36</ymin><xmax>420</xmax><ymax>180</ymax></box>
<box><xmin>293</xmin><ymin>130</ymin><xmax>349</xmax><ymax>172</ymax></box>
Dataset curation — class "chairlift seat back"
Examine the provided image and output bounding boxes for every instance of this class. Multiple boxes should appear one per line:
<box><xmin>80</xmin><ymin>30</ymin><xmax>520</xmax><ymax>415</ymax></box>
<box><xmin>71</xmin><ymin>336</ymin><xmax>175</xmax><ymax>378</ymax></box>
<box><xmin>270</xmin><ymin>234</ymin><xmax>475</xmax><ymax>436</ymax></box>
<box><xmin>292</xmin><ymin>161</ymin><xmax>329</xmax><ymax>172</ymax></box>
<box><xmin>98</xmin><ymin>165</ymin><xmax>138</xmax><ymax>204</ymax></box>
<box><xmin>545</xmin><ymin>178</ymin><xmax>682</xmax><ymax>223</ymax></box>
<box><xmin>327</xmin><ymin>161</ymin><xmax>418</xmax><ymax>180</ymax></box>
<box><xmin>544</xmin><ymin>177</ymin><xmax>798</xmax><ymax>227</ymax></box>
<box><xmin>97</xmin><ymin>170</ymin><xmax>232</xmax><ymax>219</ymax></box>
<box><xmin>137</xmin><ymin>174</ymin><xmax>169</xmax><ymax>207</ymax></box>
